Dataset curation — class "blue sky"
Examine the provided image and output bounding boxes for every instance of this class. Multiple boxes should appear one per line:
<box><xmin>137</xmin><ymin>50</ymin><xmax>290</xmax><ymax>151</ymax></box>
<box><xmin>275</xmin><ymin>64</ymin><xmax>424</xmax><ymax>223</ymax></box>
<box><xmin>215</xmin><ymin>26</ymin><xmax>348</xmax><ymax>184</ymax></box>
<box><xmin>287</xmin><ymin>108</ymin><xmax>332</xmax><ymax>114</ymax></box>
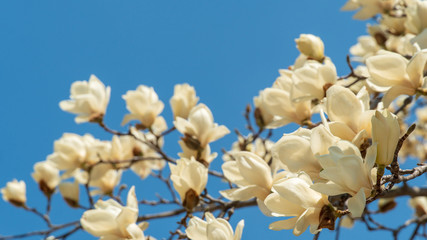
<box><xmin>0</xmin><ymin>1</ymin><xmax>421</xmax><ymax>239</ymax></box>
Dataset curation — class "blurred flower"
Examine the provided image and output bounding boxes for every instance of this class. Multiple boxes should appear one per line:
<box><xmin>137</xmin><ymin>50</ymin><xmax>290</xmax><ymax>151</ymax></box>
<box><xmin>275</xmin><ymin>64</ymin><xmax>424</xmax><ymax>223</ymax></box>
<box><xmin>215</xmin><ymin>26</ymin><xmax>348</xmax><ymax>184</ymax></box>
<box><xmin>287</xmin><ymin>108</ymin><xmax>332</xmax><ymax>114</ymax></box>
<box><xmin>1</xmin><ymin>179</ymin><xmax>26</xmax><ymax>207</ymax></box>
<box><xmin>122</xmin><ymin>85</ymin><xmax>164</xmax><ymax>129</ymax></box>
<box><xmin>31</xmin><ymin>161</ymin><xmax>60</xmax><ymax>196</ymax></box>
<box><xmin>89</xmin><ymin>164</ymin><xmax>122</xmax><ymax>196</ymax></box>
<box><xmin>81</xmin><ymin>186</ymin><xmax>146</xmax><ymax>240</ymax></box>
<box><xmin>59</xmin><ymin>181</ymin><xmax>80</xmax><ymax>208</ymax></box>
<box><xmin>59</xmin><ymin>75</ymin><xmax>110</xmax><ymax>123</ymax></box>
<box><xmin>186</xmin><ymin>212</ymin><xmax>244</xmax><ymax>240</ymax></box>
<box><xmin>409</xmin><ymin>196</ymin><xmax>427</xmax><ymax>217</ymax></box>
<box><xmin>170</xmin><ymin>83</ymin><xmax>199</xmax><ymax>119</ymax></box>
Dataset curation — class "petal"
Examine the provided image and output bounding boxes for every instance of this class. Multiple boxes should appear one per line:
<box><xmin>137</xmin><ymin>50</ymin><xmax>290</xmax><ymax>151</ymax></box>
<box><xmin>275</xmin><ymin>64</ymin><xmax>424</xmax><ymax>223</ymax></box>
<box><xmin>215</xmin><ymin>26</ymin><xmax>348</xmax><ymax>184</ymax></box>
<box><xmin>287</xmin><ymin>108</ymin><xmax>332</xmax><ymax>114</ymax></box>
<box><xmin>382</xmin><ymin>85</ymin><xmax>415</xmax><ymax>107</ymax></box>
<box><xmin>269</xmin><ymin>218</ymin><xmax>298</xmax><ymax>231</ymax></box>
<box><xmin>366</xmin><ymin>52</ymin><xmax>409</xmax><ymax>88</ymax></box>
<box><xmin>347</xmin><ymin>189</ymin><xmax>366</xmax><ymax>218</ymax></box>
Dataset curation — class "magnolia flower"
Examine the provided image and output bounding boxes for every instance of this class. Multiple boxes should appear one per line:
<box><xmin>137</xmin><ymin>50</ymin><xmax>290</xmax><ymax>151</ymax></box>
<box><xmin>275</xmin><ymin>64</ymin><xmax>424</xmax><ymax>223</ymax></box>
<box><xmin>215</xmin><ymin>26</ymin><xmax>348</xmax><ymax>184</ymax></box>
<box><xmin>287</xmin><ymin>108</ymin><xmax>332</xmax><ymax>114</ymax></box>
<box><xmin>256</xmin><ymin>70</ymin><xmax>311</xmax><ymax>128</ymax></box>
<box><xmin>312</xmin><ymin>145</ymin><xmax>377</xmax><ymax>217</ymax></box>
<box><xmin>221</xmin><ymin>151</ymin><xmax>273</xmax><ymax>202</ymax></box>
<box><xmin>1</xmin><ymin>179</ymin><xmax>26</xmax><ymax>207</ymax></box>
<box><xmin>169</xmin><ymin>157</ymin><xmax>208</xmax><ymax>210</ymax></box>
<box><xmin>122</xmin><ymin>85</ymin><xmax>164</xmax><ymax>128</ymax></box>
<box><xmin>341</xmin><ymin>0</ymin><xmax>396</xmax><ymax>20</ymax></box>
<box><xmin>89</xmin><ymin>164</ymin><xmax>122</xmax><ymax>195</ymax></box>
<box><xmin>366</xmin><ymin>50</ymin><xmax>427</xmax><ymax>107</ymax></box>
<box><xmin>59</xmin><ymin>75</ymin><xmax>111</xmax><ymax>123</ymax></box>
<box><xmin>47</xmin><ymin>133</ymin><xmax>109</xmax><ymax>178</ymax></box>
<box><xmin>81</xmin><ymin>186</ymin><xmax>145</xmax><ymax>240</ymax></box>
<box><xmin>324</xmin><ymin>85</ymin><xmax>374</xmax><ymax>143</ymax></box>
<box><xmin>405</xmin><ymin>0</ymin><xmax>427</xmax><ymax>34</ymax></box>
<box><xmin>186</xmin><ymin>212</ymin><xmax>244</xmax><ymax>240</ymax></box>
<box><xmin>59</xmin><ymin>181</ymin><xmax>80</xmax><ymax>208</ymax></box>
<box><xmin>174</xmin><ymin>104</ymin><xmax>229</xmax><ymax>149</ymax></box>
<box><xmin>31</xmin><ymin>161</ymin><xmax>60</xmax><ymax>196</ymax></box>
<box><xmin>409</xmin><ymin>196</ymin><xmax>427</xmax><ymax>217</ymax></box>
<box><xmin>170</xmin><ymin>83</ymin><xmax>199</xmax><ymax>119</ymax></box>
<box><xmin>295</xmin><ymin>34</ymin><xmax>325</xmax><ymax>61</ymax></box>
<box><xmin>371</xmin><ymin>109</ymin><xmax>400</xmax><ymax>166</ymax></box>
<box><xmin>385</xmin><ymin>34</ymin><xmax>417</xmax><ymax>57</ymax></box>
<box><xmin>291</xmin><ymin>58</ymin><xmax>337</xmax><ymax>102</ymax></box>
<box><xmin>350</xmin><ymin>35</ymin><xmax>380</xmax><ymax>60</ymax></box>
<box><xmin>264</xmin><ymin>172</ymin><xmax>330</xmax><ymax>236</ymax></box>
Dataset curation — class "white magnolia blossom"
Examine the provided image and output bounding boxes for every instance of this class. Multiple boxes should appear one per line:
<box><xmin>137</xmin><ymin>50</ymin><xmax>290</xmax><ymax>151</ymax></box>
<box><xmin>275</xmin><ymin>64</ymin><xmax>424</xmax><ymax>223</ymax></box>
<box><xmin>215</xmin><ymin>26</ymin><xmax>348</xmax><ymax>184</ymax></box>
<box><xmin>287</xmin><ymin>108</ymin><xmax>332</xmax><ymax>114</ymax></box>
<box><xmin>169</xmin><ymin>157</ymin><xmax>208</xmax><ymax>210</ymax></box>
<box><xmin>31</xmin><ymin>161</ymin><xmax>61</xmax><ymax>195</ymax></box>
<box><xmin>186</xmin><ymin>212</ymin><xmax>244</xmax><ymax>240</ymax></box>
<box><xmin>312</xmin><ymin>145</ymin><xmax>377</xmax><ymax>217</ymax></box>
<box><xmin>385</xmin><ymin>34</ymin><xmax>417</xmax><ymax>56</ymax></box>
<box><xmin>89</xmin><ymin>164</ymin><xmax>122</xmax><ymax>196</ymax></box>
<box><xmin>295</xmin><ymin>34</ymin><xmax>325</xmax><ymax>61</ymax></box>
<box><xmin>324</xmin><ymin>85</ymin><xmax>375</xmax><ymax>143</ymax></box>
<box><xmin>1</xmin><ymin>179</ymin><xmax>27</xmax><ymax>207</ymax></box>
<box><xmin>221</xmin><ymin>151</ymin><xmax>274</xmax><ymax>202</ymax></box>
<box><xmin>122</xmin><ymin>85</ymin><xmax>164</xmax><ymax>128</ymax></box>
<box><xmin>409</xmin><ymin>196</ymin><xmax>427</xmax><ymax>217</ymax></box>
<box><xmin>59</xmin><ymin>75</ymin><xmax>111</xmax><ymax>123</ymax></box>
<box><xmin>174</xmin><ymin>104</ymin><xmax>230</xmax><ymax>148</ymax></box>
<box><xmin>81</xmin><ymin>186</ymin><xmax>146</xmax><ymax>240</ymax></box>
<box><xmin>170</xmin><ymin>83</ymin><xmax>199</xmax><ymax>119</ymax></box>
<box><xmin>47</xmin><ymin>133</ymin><xmax>110</xmax><ymax>178</ymax></box>
<box><xmin>291</xmin><ymin>58</ymin><xmax>337</xmax><ymax>102</ymax></box>
<box><xmin>366</xmin><ymin>50</ymin><xmax>427</xmax><ymax>107</ymax></box>
<box><xmin>264</xmin><ymin>172</ymin><xmax>330</xmax><ymax>236</ymax></box>
<box><xmin>256</xmin><ymin>69</ymin><xmax>312</xmax><ymax>128</ymax></box>
<box><xmin>350</xmin><ymin>35</ymin><xmax>381</xmax><ymax>60</ymax></box>
<box><xmin>371</xmin><ymin>109</ymin><xmax>400</xmax><ymax>166</ymax></box>
<box><xmin>341</xmin><ymin>0</ymin><xmax>396</xmax><ymax>20</ymax></box>
<box><xmin>405</xmin><ymin>0</ymin><xmax>427</xmax><ymax>34</ymax></box>
<box><xmin>58</xmin><ymin>181</ymin><xmax>80</xmax><ymax>208</ymax></box>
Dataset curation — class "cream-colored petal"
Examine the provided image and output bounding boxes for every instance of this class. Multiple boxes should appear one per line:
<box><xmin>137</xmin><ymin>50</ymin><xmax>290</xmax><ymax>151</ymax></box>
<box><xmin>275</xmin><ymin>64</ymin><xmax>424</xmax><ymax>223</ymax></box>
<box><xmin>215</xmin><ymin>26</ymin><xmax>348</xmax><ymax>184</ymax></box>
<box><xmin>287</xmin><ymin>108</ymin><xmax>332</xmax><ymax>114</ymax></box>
<box><xmin>347</xmin><ymin>189</ymin><xmax>366</xmax><ymax>218</ymax></box>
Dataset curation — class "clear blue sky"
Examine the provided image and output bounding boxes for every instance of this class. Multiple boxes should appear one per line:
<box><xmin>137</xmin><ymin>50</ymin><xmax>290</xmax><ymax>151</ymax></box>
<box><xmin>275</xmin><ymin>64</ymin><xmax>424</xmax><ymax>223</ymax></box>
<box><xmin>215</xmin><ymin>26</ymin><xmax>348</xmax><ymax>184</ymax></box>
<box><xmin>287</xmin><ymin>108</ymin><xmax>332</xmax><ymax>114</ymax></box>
<box><xmin>0</xmin><ymin>1</ymin><xmax>419</xmax><ymax>239</ymax></box>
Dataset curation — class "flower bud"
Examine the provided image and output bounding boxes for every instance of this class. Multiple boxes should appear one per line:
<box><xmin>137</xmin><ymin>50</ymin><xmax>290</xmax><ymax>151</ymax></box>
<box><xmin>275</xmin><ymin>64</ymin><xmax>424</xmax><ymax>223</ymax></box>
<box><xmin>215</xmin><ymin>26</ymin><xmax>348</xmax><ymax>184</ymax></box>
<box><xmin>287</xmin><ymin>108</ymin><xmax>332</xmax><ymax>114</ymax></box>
<box><xmin>371</xmin><ymin>109</ymin><xmax>400</xmax><ymax>166</ymax></box>
<box><xmin>170</xmin><ymin>83</ymin><xmax>199</xmax><ymax>119</ymax></box>
<box><xmin>32</xmin><ymin>161</ymin><xmax>60</xmax><ymax>197</ymax></box>
<box><xmin>1</xmin><ymin>179</ymin><xmax>26</xmax><ymax>207</ymax></box>
<box><xmin>295</xmin><ymin>34</ymin><xmax>325</xmax><ymax>61</ymax></box>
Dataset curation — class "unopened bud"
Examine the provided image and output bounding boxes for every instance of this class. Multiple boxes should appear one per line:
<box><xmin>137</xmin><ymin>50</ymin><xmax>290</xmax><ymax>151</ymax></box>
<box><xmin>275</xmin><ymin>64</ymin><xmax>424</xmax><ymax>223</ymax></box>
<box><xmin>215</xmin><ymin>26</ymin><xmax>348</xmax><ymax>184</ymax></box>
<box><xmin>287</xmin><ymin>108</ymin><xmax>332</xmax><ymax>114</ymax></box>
<box><xmin>183</xmin><ymin>188</ymin><xmax>199</xmax><ymax>211</ymax></box>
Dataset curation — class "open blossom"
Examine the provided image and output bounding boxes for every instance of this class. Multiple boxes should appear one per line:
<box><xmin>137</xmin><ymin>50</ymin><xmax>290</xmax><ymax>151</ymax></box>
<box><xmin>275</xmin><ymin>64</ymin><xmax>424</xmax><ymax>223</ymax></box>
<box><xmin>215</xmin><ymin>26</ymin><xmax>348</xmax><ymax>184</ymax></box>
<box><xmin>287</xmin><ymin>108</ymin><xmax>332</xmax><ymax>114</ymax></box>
<box><xmin>169</xmin><ymin>157</ymin><xmax>208</xmax><ymax>210</ymax></box>
<box><xmin>405</xmin><ymin>0</ymin><xmax>427</xmax><ymax>34</ymax></box>
<box><xmin>324</xmin><ymin>85</ymin><xmax>375</xmax><ymax>143</ymax></box>
<box><xmin>341</xmin><ymin>0</ymin><xmax>396</xmax><ymax>20</ymax></box>
<box><xmin>264</xmin><ymin>172</ymin><xmax>330</xmax><ymax>236</ymax></box>
<box><xmin>366</xmin><ymin>50</ymin><xmax>427</xmax><ymax>107</ymax></box>
<box><xmin>170</xmin><ymin>83</ymin><xmax>199</xmax><ymax>119</ymax></box>
<box><xmin>122</xmin><ymin>85</ymin><xmax>164</xmax><ymax>128</ymax></box>
<box><xmin>31</xmin><ymin>161</ymin><xmax>60</xmax><ymax>196</ymax></box>
<box><xmin>81</xmin><ymin>186</ymin><xmax>145</xmax><ymax>240</ymax></box>
<box><xmin>371</xmin><ymin>109</ymin><xmax>400</xmax><ymax>166</ymax></box>
<box><xmin>350</xmin><ymin>35</ymin><xmax>380</xmax><ymax>60</ymax></box>
<box><xmin>47</xmin><ymin>133</ymin><xmax>110</xmax><ymax>178</ymax></box>
<box><xmin>174</xmin><ymin>104</ymin><xmax>229</xmax><ymax>149</ymax></box>
<box><xmin>256</xmin><ymin>69</ymin><xmax>312</xmax><ymax>128</ymax></box>
<box><xmin>295</xmin><ymin>34</ymin><xmax>325</xmax><ymax>61</ymax></box>
<box><xmin>291</xmin><ymin>58</ymin><xmax>337</xmax><ymax>102</ymax></box>
<box><xmin>89</xmin><ymin>164</ymin><xmax>122</xmax><ymax>196</ymax></box>
<box><xmin>312</xmin><ymin>145</ymin><xmax>377</xmax><ymax>217</ymax></box>
<box><xmin>220</xmin><ymin>151</ymin><xmax>273</xmax><ymax>202</ymax></box>
<box><xmin>1</xmin><ymin>179</ymin><xmax>26</xmax><ymax>207</ymax></box>
<box><xmin>59</xmin><ymin>75</ymin><xmax>111</xmax><ymax>123</ymax></box>
<box><xmin>186</xmin><ymin>212</ymin><xmax>244</xmax><ymax>240</ymax></box>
